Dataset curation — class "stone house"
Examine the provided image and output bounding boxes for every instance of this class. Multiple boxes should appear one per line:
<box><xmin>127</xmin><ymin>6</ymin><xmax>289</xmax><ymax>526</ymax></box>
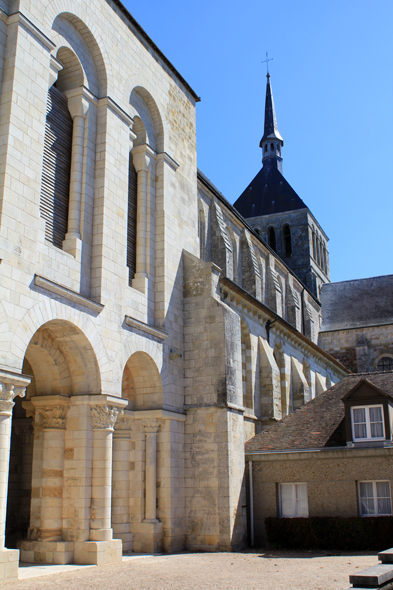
<box><xmin>245</xmin><ymin>372</ymin><xmax>393</xmax><ymax>547</ymax></box>
<box><xmin>0</xmin><ymin>0</ymin><xmax>348</xmax><ymax>582</ymax></box>
<box><xmin>319</xmin><ymin>275</ymin><xmax>393</xmax><ymax>373</ymax></box>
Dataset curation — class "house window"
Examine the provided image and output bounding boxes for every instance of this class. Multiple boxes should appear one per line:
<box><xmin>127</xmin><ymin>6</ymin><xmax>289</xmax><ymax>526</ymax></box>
<box><xmin>377</xmin><ymin>357</ymin><xmax>393</xmax><ymax>372</ymax></box>
<box><xmin>279</xmin><ymin>483</ymin><xmax>308</xmax><ymax>517</ymax></box>
<box><xmin>359</xmin><ymin>481</ymin><xmax>392</xmax><ymax>516</ymax></box>
<box><xmin>351</xmin><ymin>405</ymin><xmax>385</xmax><ymax>441</ymax></box>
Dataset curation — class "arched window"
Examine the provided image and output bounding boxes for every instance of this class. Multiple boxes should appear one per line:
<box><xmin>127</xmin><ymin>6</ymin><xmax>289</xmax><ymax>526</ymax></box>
<box><xmin>270</xmin><ymin>143</ymin><xmax>274</xmax><ymax>151</ymax></box>
<box><xmin>268</xmin><ymin>227</ymin><xmax>276</xmax><ymax>252</ymax></box>
<box><xmin>127</xmin><ymin>152</ymin><xmax>137</xmax><ymax>283</ymax></box>
<box><xmin>40</xmin><ymin>84</ymin><xmax>73</xmax><ymax>248</ymax></box>
<box><xmin>377</xmin><ymin>357</ymin><xmax>393</xmax><ymax>372</ymax></box>
<box><xmin>283</xmin><ymin>225</ymin><xmax>292</xmax><ymax>257</ymax></box>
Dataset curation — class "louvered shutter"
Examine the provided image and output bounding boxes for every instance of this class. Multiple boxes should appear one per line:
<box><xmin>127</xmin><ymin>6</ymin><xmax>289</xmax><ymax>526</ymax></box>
<box><xmin>40</xmin><ymin>86</ymin><xmax>73</xmax><ymax>249</ymax></box>
<box><xmin>127</xmin><ymin>152</ymin><xmax>137</xmax><ymax>283</ymax></box>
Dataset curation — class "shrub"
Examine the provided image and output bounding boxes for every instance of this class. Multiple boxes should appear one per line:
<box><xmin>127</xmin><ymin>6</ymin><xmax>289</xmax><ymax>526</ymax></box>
<box><xmin>265</xmin><ymin>516</ymin><xmax>393</xmax><ymax>551</ymax></box>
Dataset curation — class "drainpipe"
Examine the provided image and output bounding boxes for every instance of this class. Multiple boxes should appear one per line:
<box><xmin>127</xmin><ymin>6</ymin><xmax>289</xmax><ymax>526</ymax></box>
<box><xmin>249</xmin><ymin>460</ymin><xmax>254</xmax><ymax>547</ymax></box>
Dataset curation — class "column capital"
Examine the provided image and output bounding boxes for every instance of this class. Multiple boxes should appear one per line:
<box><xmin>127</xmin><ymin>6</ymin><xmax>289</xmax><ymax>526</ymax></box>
<box><xmin>67</xmin><ymin>94</ymin><xmax>90</xmax><ymax>119</ymax></box>
<box><xmin>131</xmin><ymin>144</ymin><xmax>155</xmax><ymax>173</ymax></box>
<box><xmin>36</xmin><ymin>405</ymin><xmax>69</xmax><ymax>430</ymax></box>
<box><xmin>91</xmin><ymin>404</ymin><xmax>121</xmax><ymax>431</ymax></box>
<box><xmin>142</xmin><ymin>418</ymin><xmax>163</xmax><ymax>435</ymax></box>
<box><xmin>0</xmin><ymin>371</ymin><xmax>29</xmax><ymax>416</ymax></box>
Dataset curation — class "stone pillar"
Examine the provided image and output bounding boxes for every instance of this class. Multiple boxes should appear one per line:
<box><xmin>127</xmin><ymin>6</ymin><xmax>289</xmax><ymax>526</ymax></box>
<box><xmin>112</xmin><ymin>414</ymin><xmax>132</xmax><ymax>552</ymax></box>
<box><xmin>89</xmin><ymin>404</ymin><xmax>120</xmax><ymax>542</ymax></box>
<box><xmin>142</xmin><ymin>418</ymin><xmax>163</xmax><ymax>522</ymax></box>
<box><xmin>131</xmin><ymin>144</ymin><xmax>151</xmax><ymax>293</ymax></box>
<box><xmin>35</xmin><ymin>400</ymin><xmax>69</xmax><ymax>541</ymax></box>
<box><xmin>63</xmin><ymin>92</ymin><xmax>89</xmax><ymax>257</ymax></box>
<box><xmin>0</xmin><ymin>370</ymin><xmax>30</xmax><ymax>582</ymax></box>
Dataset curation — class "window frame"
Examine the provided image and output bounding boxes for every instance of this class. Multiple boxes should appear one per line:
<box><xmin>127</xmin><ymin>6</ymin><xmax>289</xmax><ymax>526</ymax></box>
<box><xmin>350</xmin><ymin>404</ymin><xmax>385</xmax><ymax>442</ymax></box>
<box><xmin>358</xmin><ymin>480</ymin><xmax>392</xmax><ymax>517</ymax></box>
<box><xmin>278</xmin><ymin>482</ymin><xmax>309</xmax><ymax>518</ymax></box>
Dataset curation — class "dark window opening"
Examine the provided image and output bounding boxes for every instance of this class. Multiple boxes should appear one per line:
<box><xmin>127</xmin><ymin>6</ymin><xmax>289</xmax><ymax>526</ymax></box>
<box><xmin>377</xmin><ymin>357</ymin><xmax>393</xmax><ymax>372</ymax></box>
<box><xmin>127</xmin><ymin>152</ymin><xmax>137</xmax><ymax>284</ymax></box>
<box><xmin>283</xmin><ymin>225</ymin><xmax>292</xmax><ymax>257</ymax></box>
<box><xmin>270</xmin><ymin>143</ymin><xmax>274</xmax><ymax>151</ymax></box>
<box><xmin>268</xmin><ymin>227</ymin><xmax>276</xmax><ymax>251</ymax></box>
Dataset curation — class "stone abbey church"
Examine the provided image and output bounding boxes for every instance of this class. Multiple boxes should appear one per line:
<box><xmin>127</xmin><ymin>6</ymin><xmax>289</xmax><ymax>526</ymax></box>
<box><xmin>0</xmin><ymin>0</ymin><xmax>366</xmax><ymax>581</ymax></box>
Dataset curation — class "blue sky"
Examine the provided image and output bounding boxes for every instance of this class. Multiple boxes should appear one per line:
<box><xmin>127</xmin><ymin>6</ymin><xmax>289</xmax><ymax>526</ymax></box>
<box><xmin>123</xmin><ymin>0</ymin><xmax>393</xmax><ymax>283</ymax></box>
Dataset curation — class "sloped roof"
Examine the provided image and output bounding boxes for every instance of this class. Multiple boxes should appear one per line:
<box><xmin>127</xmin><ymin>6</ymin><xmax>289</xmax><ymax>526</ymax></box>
<box><xmin>245</xmin><ymin>372</ymin><xmax>393</xmax><ymax>453</ymax></box>
<box><xmin>320</xmin><ymin>275</ymin><xmax>393</xmax><ymax>331</ymax></box>
<box><xmin>233</xmin><ymin>164</ymin><xmax>307</xmax><ymax>218</ymax></box>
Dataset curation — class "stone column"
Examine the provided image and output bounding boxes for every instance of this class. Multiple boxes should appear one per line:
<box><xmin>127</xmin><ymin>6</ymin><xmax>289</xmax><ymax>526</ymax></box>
<box><xmin>63</xmin><ymin>92</ymin><xmax>89</xmax><ymax>256</ymax></box>
<box><xmin>34</xmin><ymin>398</ymin><xmax>70</xmax><ymax>541</ymax></box>
<box><xmin>0</xmin><ymin>370</ymin><xmax>30</xmax><ymax>581</ymax></box>
<box><xmin>142</xmin><ymin>419</ymin><xmax>163</xmax><ymax>522</ymax></box>
<box><xmin>112</xmin><ymin>414</ymin><xmax>132</xmax><ymax>552</ymax></box>
<box><xmin>90</xmin><ymin>404</ymin><xmax>120</xmax><ymax>542</ymax></box>
<box><xmin>131</xmin><ymin>144</ymin><xmax>151</xmax><ymax>293</ymax></box>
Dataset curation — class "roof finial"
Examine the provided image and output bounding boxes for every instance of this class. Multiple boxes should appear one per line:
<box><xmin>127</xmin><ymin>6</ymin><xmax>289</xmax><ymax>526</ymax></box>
<box><xmin>261</xmin><ymin>51</ymin><xmax>273</xmax><ymax>76</ymax></box>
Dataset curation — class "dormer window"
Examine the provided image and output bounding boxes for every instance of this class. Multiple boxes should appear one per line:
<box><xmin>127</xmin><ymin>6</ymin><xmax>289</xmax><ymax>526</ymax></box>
<box><xmin>351</xmin><ymin>405</ymin><xmax>385</xmax><ymax>441</ymax></box>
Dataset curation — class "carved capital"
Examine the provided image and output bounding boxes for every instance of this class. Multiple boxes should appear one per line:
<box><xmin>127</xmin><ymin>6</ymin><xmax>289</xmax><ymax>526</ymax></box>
<box><xmin>132</xmin><ymin>145</ymin><xmax>151</xmax><ymax>173</ymax></box>
<box><xmin>91</xmin><ymin>405</ymin><xmax>121</xmax><ymax>430</ymax></box>
<box><xmin>67</xmin><ymin>95</ymin><xmax>89</xmax><ymax>119</ymax></box>
<box><xmin>142</xmin><ymin>418</ymin><xmax>163</xmax><ymax>435</ymax></box>
<box><xmin>37</xmin><ymin>405</ymin><xmax>69</xmax><ymax>430</ymax></box>
<box><xmin>114</xmin><ymin>413</ymin><xmax>131</xmax><ymax>437</ymax></box>
<box><xmin>0</xmin><ymin>382</ymin><xmax>26</xmax><ymax>416</ymax></box>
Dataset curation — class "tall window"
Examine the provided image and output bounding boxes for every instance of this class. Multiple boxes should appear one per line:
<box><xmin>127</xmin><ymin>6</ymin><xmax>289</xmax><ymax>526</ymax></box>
<box><xmin>279</xmin><ymin>483</ymin><xmax>308</xmax><ymax>517</ymax></box>
<box><xmin>351</xmin><ymin>405</ymin><xmax>385</xmax><ymax>441</ymax></box>
<box><xmin>127</xmin><ymin>152</ymin><xmax>137</xmax><ymax>283</ymax></box>
<box><xmin>40</xmin><ymin>85</ymin><xmax>73</xmax><ymax>248</ymax></box>
<box><xmin>377</xmin><ymin>357</ymin><xmax>393</xmax><ymax>372</ymax></box>
<box><xmin>283</xmin><ymin>225</ymin><xmax>292</xmax><ymax>257</ymax></box>
<box><xmin>359</xmin><ymin>481</ymin><xmax>392</xmax><ymax>516</ymax></box>
<box><xmin>241</xmin><ymin>329</ymin><xmax>247</xmax><ymax>406</ymax></box>
<box><xmin>198</xmin><ymin>203</ymin><xmax>206</xmax><ymax>261</ymax></box>
<box><xmin>268</xmin><ymin>227</ymin><xmax>276</xmax><ymax>252</ymax></box>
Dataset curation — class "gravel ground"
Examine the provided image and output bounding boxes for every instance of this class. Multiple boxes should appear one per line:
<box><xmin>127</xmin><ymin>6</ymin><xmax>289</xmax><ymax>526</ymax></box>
<box><xmin>4</xmin><ymin>550</ymin><xmax>377</xmax><ymax>590</ymax></box>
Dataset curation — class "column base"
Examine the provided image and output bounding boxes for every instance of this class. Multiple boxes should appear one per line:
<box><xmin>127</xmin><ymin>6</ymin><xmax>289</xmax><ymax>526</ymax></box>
<box><xmin>74</xmin><ymin>540</ymin><xmax>122</xmax><ymax>565</ymax></box>
<box><xmin>113</xmin><ymin>532</ymin><xmax>133</xmax><ymax>553</ymax></box>
<box><xmin>131</xmin><ymin>274</ymin><xmax>148</xmax><ymax>294</ymax></box>
<box><xmin>18</xmin><ymin>540</ymin><xmax>74</xmax><ymax>564</ymax></box>
<box><xmin>132</xmin><ymin>521</ymin><xmax>163</xmax><ymax>554</ymax></box>
<box><xmin>0</xmin><ymin>549</ymin><xmax>19</xmax><ymax>582</ymax></box>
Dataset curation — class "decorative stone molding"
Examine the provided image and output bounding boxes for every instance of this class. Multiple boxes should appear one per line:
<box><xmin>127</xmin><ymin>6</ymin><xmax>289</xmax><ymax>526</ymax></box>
<box><xmin>91</xmin><ymin>405</ymin><xmax>121</xmax><ymax>430</ymax></box>
<box><xmin>113</xmin><ymin>413</ymin><xmax>132</xmax><ymax>437</ymax></box>
<box><xmin>142</xmin><ymin>418</ymin><xmax>163</xmax><ymax>435</ymax></box>
<box><xmin>37</xmin><ymin>405</ymin><xmax>69</xmax><ymax>430</ymax></box>
<box><xmin>0</xmin><ymin>383</ymin><xmax>26</xmax><ymax>416</ymax></box>
<box><xmin>8</xmin><ymin>11</ymin><xmax>55</xmax><ymax>51</ymax></box>
<box><xmin>34</xmin><ymin>275</ymin><xmax>104</xmax><ymax>314</ymax></box>
<box><xmin>98</xmin><ymin>96</ymin><xmax>133</xmax><ymax>127</ymax></box>
<box><xmin>124</xmin><ymin>315</ymin><xmax>168</xmax><ymax>340</ymax></box>
<box><xmin>156</xmin><ymin>151</ymin><xmax>179</xmax><ymax>171</ymax></box>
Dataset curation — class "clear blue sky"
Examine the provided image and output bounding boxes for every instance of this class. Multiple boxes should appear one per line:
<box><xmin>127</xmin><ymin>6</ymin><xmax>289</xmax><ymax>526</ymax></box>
<box><xmin>123</xmin><ymin>0</ymin><xmax>393</xmax><ymax>283</ymax></box>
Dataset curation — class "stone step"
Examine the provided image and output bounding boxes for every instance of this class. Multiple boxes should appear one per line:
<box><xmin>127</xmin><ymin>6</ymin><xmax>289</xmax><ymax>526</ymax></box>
<box><xmin>349</xmin><ymin>564</ymin><xmax>393</xmax><ymax>588</ymax></box>
<box><xmin>379</xmin><ymin>549</ymin><xmax>393</xmax><ymax>564</ymax></box>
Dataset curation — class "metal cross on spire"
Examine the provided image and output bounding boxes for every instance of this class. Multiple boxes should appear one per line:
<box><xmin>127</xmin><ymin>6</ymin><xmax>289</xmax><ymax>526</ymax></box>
<box><xmin>261</xmin><ymin>52</ymin><xmax>273</xmax><ymax>75</ymax></box>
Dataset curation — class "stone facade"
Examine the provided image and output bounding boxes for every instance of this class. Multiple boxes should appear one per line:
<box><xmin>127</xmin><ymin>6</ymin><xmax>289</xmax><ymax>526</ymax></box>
<box><xmin>0</xmin><ymin>0</ymin><xmax>348</xmax><ymax>580</ymax></box>
<box><xmin>247</xmin><ymin>447</ymin><xmax>393</xmax><ymax>546</ymax></box>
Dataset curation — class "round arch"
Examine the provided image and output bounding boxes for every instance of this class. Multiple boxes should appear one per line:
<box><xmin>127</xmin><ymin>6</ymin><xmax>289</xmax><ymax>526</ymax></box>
<box><xmin>44</xmin><ymin>1</ymin><xmax>113</xmax><ymax>96</ymax></box>
<box><xmin>114</xmin><ymin>332</ymin><xmax>164</xmax><ymax>394</ymax></box>
<box><xmin>9</xmin><ymin>300</ymin><xmax>112</xmax><ymax>394</ymax></box>
<box><xmin>127</xmin><ymin>81</ymin><xmax>165</xmax><ymax>153</ymax></box>
<box><xmin>122</xmin><ymin>351</ymin><xmax>163</xmax><ymax>410</ymax></box>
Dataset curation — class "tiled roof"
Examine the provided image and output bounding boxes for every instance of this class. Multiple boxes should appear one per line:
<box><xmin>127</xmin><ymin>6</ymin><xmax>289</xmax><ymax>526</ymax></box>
<box><xmin>245</xmin><ymin>372</ymin><xmax>393</xmax><ymax>453</ymax></box>
<box><xmin>233</xmin><ymin>164</ymin><xmax>307</xmax><ymax>218</ymax></box>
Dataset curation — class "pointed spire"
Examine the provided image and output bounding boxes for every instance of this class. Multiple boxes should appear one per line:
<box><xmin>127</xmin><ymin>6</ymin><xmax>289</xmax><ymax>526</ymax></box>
<box><xmin>259</xmin><ymin>73</ymin><xmax>284</xmax><ymax>172</ymax></box>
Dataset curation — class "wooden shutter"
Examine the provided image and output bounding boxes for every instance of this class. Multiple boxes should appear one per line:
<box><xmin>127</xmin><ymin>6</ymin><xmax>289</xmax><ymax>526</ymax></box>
<box><xmin>40</xmin><ymin>85</ymin><xmax>73</xmax><ymax>249</ymax></box>
<box><xmin>127</xmin><ymin>152</ymin><xmax>137</xmax><ymax>283</ymax></box>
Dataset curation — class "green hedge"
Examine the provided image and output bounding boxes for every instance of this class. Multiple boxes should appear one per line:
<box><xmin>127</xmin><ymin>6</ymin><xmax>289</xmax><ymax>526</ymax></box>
<box><xmin>265</xmin><ymin>516</ymin><xmax>393</xmax><ymax>551</ymax></box>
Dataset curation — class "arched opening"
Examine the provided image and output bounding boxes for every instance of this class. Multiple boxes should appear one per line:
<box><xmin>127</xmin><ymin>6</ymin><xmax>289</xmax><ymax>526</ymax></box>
<box><xmin>127</xmin><ymin>151</ymin><xmax>138</xmax><ymax>282</ymax></box>
<box><xmin>5</xmin><ymin>320</ymin><xmax>101</xmax><ymax>549</ymax></box>
<box><xmin>268</xmin><ymin>227</ymin><xmax>276</xmax><ymax>252</ymax></box>
<box><xmin>283</xmin><ymin>224</ymin><xmax>292</xmax><ymax>257</ymax></box>
<box><xmin>377</xmin><ymin>357</ymin><xmax>393</xmax><ymax>372</ymax></box>
<box><xmin>122</xmin><ymin>351</ymin><xmax>163</xmax><ymax>410</ymax></box>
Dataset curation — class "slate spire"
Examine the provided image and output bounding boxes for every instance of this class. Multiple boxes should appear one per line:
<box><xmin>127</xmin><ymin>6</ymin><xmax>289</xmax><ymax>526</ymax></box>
<box><xmin>259</xmin><ymin>73</ymin><xmax>284</xmax><ymax>172</ymax></box>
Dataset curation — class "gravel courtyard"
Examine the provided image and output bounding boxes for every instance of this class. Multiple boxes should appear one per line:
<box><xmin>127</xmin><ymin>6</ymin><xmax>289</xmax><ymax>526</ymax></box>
<box><xmin>2</xmin><ymin>550</ymin><xmax>377</xmax><ymax>590</ymax></box>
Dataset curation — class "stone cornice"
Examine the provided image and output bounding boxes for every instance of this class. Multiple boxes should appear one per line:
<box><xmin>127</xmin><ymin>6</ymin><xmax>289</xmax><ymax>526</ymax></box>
<box><xmin>34</xmin><ymin>275</ymin><xmax>104</xmax><ymax>314</ymax></box>
<box><xmin>156</xmin><ymin>152</ymin><xmax>180</xmax><ymax>171</ymax></box>
<box><xmin>8</xmin><ymin>12</ymin><xmax>55</xmax><ymax>51</ymax></box>
<box><xmin>220</xmin><ymin>276</ymin><xmax>348</xmax><ymax>377</ymax></box>
<box><xmin>246</xmin><ymin>446</ymin><xmax>393</xmax><ymax>462</ymax></box>
<box><xmin>124</xmin><ymin>315</ymin><xmax>168</xmax><ymax>340</ymax></box>
<box><xmin>98</xmin><ymin>96</ymin><xmax>133</xmax><ymax>126</ymax></box>
<box><xmin>131</xmin><ymin>409</ymin><xmax>186</xmax><ymax>422</ymax></box>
